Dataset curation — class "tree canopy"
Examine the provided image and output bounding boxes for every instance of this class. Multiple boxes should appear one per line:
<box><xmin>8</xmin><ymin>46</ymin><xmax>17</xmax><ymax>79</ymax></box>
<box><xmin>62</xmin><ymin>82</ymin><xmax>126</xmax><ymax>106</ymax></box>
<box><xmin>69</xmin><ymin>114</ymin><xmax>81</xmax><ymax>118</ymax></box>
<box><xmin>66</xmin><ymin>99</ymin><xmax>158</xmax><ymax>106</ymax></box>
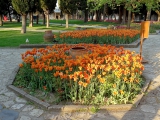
<box><xmin>0</xmin><ymin>0</ymin><xmax>8</xmax><ymax>14</ymax></box>
<box><xmin>0</xmin><ymin>0</ymin><xmax>8</xmax><ymax>26</ymax></box>
<box><xmin>11</xmin><ymin>0</ymin><xmax>33</xmax><ymax>15</ymax></box>
<box><xmin>11</xmin><ymin>0</ymin><xmax>35</xmax><ymax>33</ymax></box>
<box><xmin>40</xmin><ymin>0</ymin><xmax>57</xmax><ymax>13</ymax></box>
<box><xmin>40</xmin><ymin>0</ymin><xmax>57</xmax><ymax>27</ymax></box>
<box><xmin>59</xmin><ymin>0</ymin><xmax>78</xmax><ymax>14</ymax></box>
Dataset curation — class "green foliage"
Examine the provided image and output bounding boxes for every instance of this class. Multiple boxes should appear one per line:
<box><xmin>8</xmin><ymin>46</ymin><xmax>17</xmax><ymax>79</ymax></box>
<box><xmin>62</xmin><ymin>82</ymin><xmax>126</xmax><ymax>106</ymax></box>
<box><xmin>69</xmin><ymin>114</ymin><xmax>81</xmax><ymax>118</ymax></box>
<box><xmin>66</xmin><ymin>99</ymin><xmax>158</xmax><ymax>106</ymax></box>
<box><xmin>39</xmin><ymin>0</ymin><xmax>57</xmax><ymax>13</ymax></box>
<box><xmin>11</xmin><ymin>0</ymin><xmax>31</xmax><ymax>15</ymax></box>
<box><xmin>0</xmin><ymin>0</ymin><xmax>8</xmax><ymax>14</ymax></box>
<box><xmin>141</xmin><ymin>0</ymin><xmax>160</xmax><ymax>11</ymax></box>
<box><xmin>77</xmin><ymin>0</ymin><xmax>87</xmax><ymax>11</ymax></box>
<box><xmin>56</xmin><ymin>35</ymin><xmax>139</xmax><ymax>44</ymax></box>
<box><xmin>87</xmin><ymin>0</ymin><xmax>104</xmax><ymax>11</ymax></box>
<box><xmin>90</xmin><ymin>106</ymin><xmax>99</xmax><ymax>113</ymax></box>
<box><xmin>59</xmin><ymin>0</ymin><xmax>78</xmax><ymax>14</ymax></box>
<box><xmin>0</xmin><ymin>30</ymin><xmax>44</xmax><ymax>47</ymax></box>
<box><xmin>149</xmin><ymin>22</ymin><xmax>160</xmax><ymax>33</ymax></box>
<box><xmin>28</xmin><ymin>0</ymin><xmax>39</xmax><ymax>12</ymax></box>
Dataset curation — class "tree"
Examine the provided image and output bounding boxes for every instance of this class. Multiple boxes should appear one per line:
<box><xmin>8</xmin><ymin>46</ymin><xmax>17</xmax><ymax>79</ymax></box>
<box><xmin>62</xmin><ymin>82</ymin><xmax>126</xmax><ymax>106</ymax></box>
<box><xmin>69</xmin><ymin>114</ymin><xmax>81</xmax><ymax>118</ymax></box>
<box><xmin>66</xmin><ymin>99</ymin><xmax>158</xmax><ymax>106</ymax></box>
<box><xmin>124</xmin><ymin>0</ymin><xmax>142</xmax><ymax>28</ymax></box>
<box><xmin>0</xmin><ymin>0</ymin><xmax>8</xmax><ymax>26</ymax></box>
<box><xmin>155</xmin><ymin>10</ymin><xmax>160</xmax><ymax>21</ymax></box>
<box><xmin>59</xmin><ymin>0</ymin><xmax>78</xmax><ymax>28</ymax></box>
<box><xmin>87</xmin><ymin>0</ymin><xmax>104</xmax><ymax>22</ymax></box>
<box><xmin>6</xmin><ymin>0</ymin><xmax>13</xmax><ymax>22</ymax></box>
<box><xmin>12</xmin><ymin>0</ymin><xmax>34</xmax><ymax>33</ymax></box>
<box><xmin>12</xmin><ymin>8</ymin><xmax>21</xmax><ymax>22</ymax></box>
<box><xmin>141</xmin><ymin>0</ymin><xmax>160</xmax><ymax>20</ymax></box>
<box><xmin>34</xmin><ymin>1</ymin><xmax>43</xmax><ymax>24</ymax></box>
<box><xmin>77</xmin><ymin>0</ymin><xmax>88</xmax><ymax>22</ymax></box>
<box><xmin>28</xmin><ymin>0</ymin><xmax>39</xmax><ymax>27</ymax></box>
<box><xmin>39</xmin><ymin>0</ymin><xmax>57</xmax><ymax>28</ymax></box>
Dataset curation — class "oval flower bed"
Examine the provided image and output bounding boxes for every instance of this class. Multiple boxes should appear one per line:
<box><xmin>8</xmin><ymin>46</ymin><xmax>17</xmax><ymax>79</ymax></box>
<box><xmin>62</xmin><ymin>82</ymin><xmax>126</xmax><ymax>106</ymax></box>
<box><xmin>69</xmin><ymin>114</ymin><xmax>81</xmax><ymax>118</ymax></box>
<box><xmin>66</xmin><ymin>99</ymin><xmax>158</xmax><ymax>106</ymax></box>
<box><xmin>15</xmin><ymin>44</ymin><xmax>144</xmax><ymax>105</ymax></box>
<box><xmin>55</xmin><ymin>29</ymin><xmax>140</xmax><ymax>44</ymax></box>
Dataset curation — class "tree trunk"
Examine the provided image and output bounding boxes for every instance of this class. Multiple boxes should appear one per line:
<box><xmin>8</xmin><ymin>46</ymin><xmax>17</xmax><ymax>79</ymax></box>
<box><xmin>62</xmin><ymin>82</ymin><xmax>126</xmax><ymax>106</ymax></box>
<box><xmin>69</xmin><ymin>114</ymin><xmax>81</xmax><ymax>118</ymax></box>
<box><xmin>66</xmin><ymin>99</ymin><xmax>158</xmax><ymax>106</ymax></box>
<box><xmin>76</xmin><ymin>10</ymin><xmax>78</xmax><ymax>19</ymax></box>
<box><xmin>43</xmin><ymin>12</ymin><xmax>45</xmax><ymax>25</ymax></box>
<box><xmin>29</xmin><ymin>12</ymin><xmax>33</xmax><ymax>27</ymax></box>
<box><xmin>8</xmin><ymin>7</ymin><xmax>12</xmax><ymax>22</ymax></box>
<box><xmin>46</xmin><ymin>12</ymin><xmax>49</xmax><ymax>28</ymax></box>
<box><xmin>65</xmin><ymin>14</ymin><xmax>69</xmax><ymax>28</ymax></box>
<box><xmin>146</xmin><ymin>9</ymin><xmax>151</xmax><ymax>21</ymax></box>
<box><xmin>113</xmin><ymin>14</ymin><xmax>116</xmax><ymax>21</ymax></box>
<box><xmin>0</xmin><ymin>14</ymin><xmax>3</xmax><ymax>26</ymax></box>
<box><xmin>17</xmin><ymin>15</ymin><xmax>20</xmax><ymax>22</ymax></box>
<box><xmin>118</xmin><ymin>6</ymin><xmax>123</xmax><ymax>23</ymax></box>
<box><xmin>155</xmin><ymin>10</ymin><xmax>160</xmax><ymax>21</ymax></box>
<box><xmin>131</xmin><ymin>12</ymin><xmax>135</xmax><ymax>22</ymax></box>
<box><xmin>158</xmin><ymin>16</ymin><xmax>160</xmax><ymax>21</ymax></box>
<box><xmin>21</xmin><ymin>15</ymin><xmax>27</xmax><ymax>33</ymax></box>
<box><xmin>91</xmin><ymin>12</ymin><xmax>94</xmax><ymax>21</ymax></box>
<box><xmin>127</xmin><ymin>10</ymin><xmax>131</xmax><ymax>28</ymax></box>
<box><xmin>36</xmin><ymin>15</ymin><xmax>39</xmax><ymax>24</ymax></box>
<box><xmin>103</xmin><ymin>4</ymin><xmax>106</xmax><ymax>21</ymax></box>
<box><xmin>121</xmin><ymin>7</ymin><xmax>126</xmax><ymax>24</ymax></box>
<box><xmin>96</xmin><ymin>10</ymin><xmax>101</xmax><ymax>22</ymax></box>
<box><xmin>81</xmin><ymin>11</ymin><xmax>85</xmax><ymax>20</ymax></box>
<box><xmin>84</xmin><ymin>9</ymin><xmax>88</xmax><ymax>23</ymax></box>
<box><xmin>72</xmin><ymin>14</ymin><xmax>74</xmax><ymax>19</ymax></box>
<box><xmin>9</xmin><ymin>13</ymin><xmax>12</xmax><ymax>22</ymax></box>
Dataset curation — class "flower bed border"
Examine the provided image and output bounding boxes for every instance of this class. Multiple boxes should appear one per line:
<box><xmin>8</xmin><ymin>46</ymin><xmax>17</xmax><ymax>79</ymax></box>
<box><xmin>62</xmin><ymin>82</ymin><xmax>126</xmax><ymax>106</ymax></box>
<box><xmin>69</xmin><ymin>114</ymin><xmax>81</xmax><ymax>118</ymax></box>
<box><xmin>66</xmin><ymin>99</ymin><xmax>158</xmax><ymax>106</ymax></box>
<box><xmin>7</xmin><ymin>65</ymin><xmax>151</xmax><ymax>112</ymax></box>
<box><xmin>19</xmin><ymin>38</ymin><xmax>141</xmax><ymax>48</ymax></box>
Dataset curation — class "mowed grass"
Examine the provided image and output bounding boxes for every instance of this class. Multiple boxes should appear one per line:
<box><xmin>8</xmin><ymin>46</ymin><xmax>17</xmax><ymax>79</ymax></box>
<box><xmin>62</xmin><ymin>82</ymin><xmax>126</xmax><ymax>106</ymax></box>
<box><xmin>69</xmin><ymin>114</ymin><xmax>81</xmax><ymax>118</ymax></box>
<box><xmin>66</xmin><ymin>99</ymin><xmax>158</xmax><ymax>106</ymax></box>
<box><xmin>0</xmin><ymin>30</ymin><xmax>46</xmax><ymax>47</ymax></box>
<box><xmin>0</xmin><ymin>20</ymin><xmax>114</xmax><ymax>47</ymax></box>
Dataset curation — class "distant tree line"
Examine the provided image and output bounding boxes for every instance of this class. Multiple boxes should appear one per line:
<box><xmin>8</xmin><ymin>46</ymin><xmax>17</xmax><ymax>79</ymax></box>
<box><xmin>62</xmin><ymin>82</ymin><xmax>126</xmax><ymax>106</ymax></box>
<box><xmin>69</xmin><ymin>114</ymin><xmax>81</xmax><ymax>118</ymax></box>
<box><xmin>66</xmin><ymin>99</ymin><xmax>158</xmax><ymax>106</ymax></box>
<box><xmin>0</xmin><ymin>0</ymin><xmax>159</xmax><ymax>33</ymax></box>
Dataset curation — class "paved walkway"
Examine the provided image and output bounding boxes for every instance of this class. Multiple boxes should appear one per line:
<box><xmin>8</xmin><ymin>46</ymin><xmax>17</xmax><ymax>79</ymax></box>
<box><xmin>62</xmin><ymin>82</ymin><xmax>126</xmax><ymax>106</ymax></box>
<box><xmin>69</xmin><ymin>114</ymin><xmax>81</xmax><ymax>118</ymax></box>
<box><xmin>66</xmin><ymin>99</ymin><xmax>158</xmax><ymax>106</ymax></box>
<box><xmin>0</xmin><ymin>35</ymin><xmax>160</xmax><ymax>120</ymax></box>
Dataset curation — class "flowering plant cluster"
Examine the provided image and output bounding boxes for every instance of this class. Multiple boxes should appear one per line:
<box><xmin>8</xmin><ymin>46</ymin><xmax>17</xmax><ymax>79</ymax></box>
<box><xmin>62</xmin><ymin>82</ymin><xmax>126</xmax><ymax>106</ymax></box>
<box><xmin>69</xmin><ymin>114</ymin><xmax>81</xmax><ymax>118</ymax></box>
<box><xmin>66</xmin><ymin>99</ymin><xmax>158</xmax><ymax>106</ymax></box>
<box><xmin>16</xmin><ymin>44</ymin><xmax>144</xmax><ymax>105</ymax></box>
<box><xmin>56</xmin><ymin>29</ymin><xmax>140</xmax><ymax>44</ymax></box>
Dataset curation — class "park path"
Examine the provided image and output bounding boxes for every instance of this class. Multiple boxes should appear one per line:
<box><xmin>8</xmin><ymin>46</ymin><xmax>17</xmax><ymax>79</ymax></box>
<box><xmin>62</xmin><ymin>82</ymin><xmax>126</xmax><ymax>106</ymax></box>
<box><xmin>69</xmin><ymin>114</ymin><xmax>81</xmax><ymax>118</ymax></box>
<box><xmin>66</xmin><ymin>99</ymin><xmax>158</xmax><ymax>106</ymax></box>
<box><xmin>0</xmin><ymin>35</ymin><xmax>160</xmax><ymax>120</ymax></box>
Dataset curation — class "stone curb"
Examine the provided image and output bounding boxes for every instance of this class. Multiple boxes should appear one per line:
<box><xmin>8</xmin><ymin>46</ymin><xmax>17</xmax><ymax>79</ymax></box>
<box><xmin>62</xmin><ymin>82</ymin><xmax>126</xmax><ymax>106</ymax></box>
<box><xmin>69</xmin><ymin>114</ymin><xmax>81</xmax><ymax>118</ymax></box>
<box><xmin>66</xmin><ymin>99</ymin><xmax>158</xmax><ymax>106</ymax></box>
<box><xmin>7</xmin><ymin>66</ymin><xmax>19</xmax><ymax>85</ymax></box>
<box><xmin>19</xmin><ymin>44</ymin><xmax>54</xmax><ymax>48</ymax></box>
<box><xmin>8</xmin><ymin>65</ymin><xmax>151</xmax><ymax>112</ymax></box>
<box><xmin>7</xmin><ymin>66</ymin><xmax>50</xmax><ymax>109</ymax></box>
<box><xmin>19</xmin><ymin>39</ymin><xmax>141</xmax><ymax>48</ymax></box>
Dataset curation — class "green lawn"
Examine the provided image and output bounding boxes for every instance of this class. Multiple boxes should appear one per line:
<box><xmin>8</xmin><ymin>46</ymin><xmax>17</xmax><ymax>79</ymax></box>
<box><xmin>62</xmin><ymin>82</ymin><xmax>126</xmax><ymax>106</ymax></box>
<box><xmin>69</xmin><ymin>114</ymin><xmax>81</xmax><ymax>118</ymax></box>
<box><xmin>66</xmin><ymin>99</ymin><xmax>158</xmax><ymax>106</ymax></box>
<box><xmin>0</xmin><ymin>20</ymin><xmax>115</xmax><ymax>47</ymax></box>
<box><xmin>1</xmin><ymin>21</ymin><xmax>21</xmax><ymax>28</ymax></box>
<box><xmin>0</xmin><ymin>31</ymin><xmax>47</xmax><ymax>47</ymax></box>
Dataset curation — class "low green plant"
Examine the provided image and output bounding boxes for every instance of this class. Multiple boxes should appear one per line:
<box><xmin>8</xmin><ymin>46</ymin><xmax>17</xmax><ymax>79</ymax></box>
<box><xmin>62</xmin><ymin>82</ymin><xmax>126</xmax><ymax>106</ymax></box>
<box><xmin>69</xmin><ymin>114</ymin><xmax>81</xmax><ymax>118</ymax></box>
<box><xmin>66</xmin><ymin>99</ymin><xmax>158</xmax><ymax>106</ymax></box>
<box><xmin>150</xmin><ymin>22</ymin><xmax>160</xmax><ymax>33</ymax></box>
<box><xmin>90</xmin><ymin>106</ymin><xmax>99</xmax><ymax>113</ymax></box>
<box><xmin>15</xmin><ymin>44</ymin><xmax>145</xmax><ymax>105</ymax></box>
